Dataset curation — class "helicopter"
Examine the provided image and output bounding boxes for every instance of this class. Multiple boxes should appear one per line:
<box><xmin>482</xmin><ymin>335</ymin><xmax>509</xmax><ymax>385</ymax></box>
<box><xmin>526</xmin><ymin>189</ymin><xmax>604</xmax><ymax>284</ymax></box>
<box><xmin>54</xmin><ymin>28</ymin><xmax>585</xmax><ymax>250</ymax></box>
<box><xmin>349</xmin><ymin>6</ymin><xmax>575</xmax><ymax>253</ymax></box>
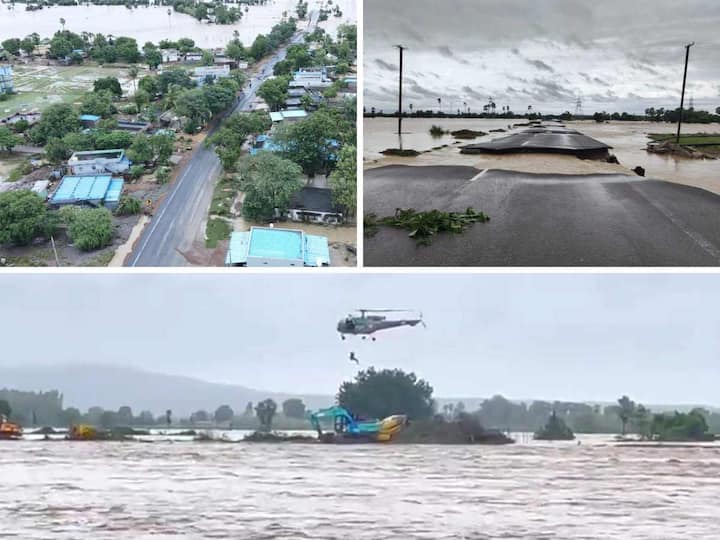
<box><xmin>337</xmin><ymin>309</ymin><xmax>425</xmax><ymax>340</ymax></box>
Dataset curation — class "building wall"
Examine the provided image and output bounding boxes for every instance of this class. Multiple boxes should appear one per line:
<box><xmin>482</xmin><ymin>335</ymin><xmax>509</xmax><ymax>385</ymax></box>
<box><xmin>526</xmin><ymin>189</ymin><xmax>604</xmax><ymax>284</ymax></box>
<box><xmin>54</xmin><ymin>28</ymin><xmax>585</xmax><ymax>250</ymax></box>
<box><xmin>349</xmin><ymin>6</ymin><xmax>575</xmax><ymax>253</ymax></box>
<box><xmin>287</xmin><ymin>209</ymin><xmax>343</xmax><ymax>225</ymax></box>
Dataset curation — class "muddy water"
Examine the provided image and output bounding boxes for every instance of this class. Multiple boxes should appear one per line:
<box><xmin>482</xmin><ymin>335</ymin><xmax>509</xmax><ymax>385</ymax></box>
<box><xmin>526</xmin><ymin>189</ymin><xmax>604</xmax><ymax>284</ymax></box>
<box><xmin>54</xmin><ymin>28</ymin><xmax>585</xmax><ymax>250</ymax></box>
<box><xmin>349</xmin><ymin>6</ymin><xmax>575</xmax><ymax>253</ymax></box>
<box><xmin>364</xmin><ymin>118</ymin><xmax>720</xmax><ymax>193</ymax></box>
<box><xmin>3</xmin><ymin>437</ymin><xmax>720</xmax><ymax>539</ymax></box>
<box><xmin>0</xmin><ymin>0</ymin><xmax>356</xmax><ymax>48</ymax></box>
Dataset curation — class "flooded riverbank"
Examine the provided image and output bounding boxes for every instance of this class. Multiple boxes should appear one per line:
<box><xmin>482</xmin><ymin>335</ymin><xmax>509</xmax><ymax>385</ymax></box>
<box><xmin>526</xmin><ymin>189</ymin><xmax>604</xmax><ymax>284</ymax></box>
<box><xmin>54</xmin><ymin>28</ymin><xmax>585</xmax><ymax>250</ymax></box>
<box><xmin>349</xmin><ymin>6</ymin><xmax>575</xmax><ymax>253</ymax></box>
<box><xmin>0</xmin><ymin>0</ymin><xmax>356</xmax><ymax>47</ymax></box>
<box><xmin>3</xmin><ymin>437</ymin><xmax>720</xmax><ymax>539</ymax></box>
<box><xmin>364</xmin><ymin>118</ymin><xmax>720</xmax><ymax>194</ymax></box>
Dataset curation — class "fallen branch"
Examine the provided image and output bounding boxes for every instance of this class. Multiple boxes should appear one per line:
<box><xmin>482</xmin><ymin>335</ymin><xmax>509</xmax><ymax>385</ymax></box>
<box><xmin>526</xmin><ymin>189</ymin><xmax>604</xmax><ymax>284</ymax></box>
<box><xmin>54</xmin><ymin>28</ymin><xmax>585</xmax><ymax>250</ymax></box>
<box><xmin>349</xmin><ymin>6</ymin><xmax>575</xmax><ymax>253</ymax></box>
<box><xmin>365</xmin><ymin>208</ymin><xmax>490</xmax><ymax>246</ymax></box>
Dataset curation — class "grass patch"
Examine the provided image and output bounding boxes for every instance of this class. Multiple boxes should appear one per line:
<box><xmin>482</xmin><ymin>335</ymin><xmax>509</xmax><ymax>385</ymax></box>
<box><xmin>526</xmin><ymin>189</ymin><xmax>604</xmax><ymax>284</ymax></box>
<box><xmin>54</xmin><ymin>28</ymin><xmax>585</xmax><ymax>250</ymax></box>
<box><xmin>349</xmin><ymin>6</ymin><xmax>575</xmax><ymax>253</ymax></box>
<box><xmin>648</xmin><ymin>133</ymin><xmax>720</xmax><ymax>145</ymax></box>
<box><xmin>380</xmin><ymin>148</ymin><xmax>421</xmax><ymax>157</ymax></box>
<box><xmin>79</xmin><ymin>249</ymin><xmax>115</xmax><ymax>267</ymax></box>
<box><xmin>6</xmin><ymin>159</ymin><xmax>33</xmax><ymax>182</ymax></box>
<box><xmin>210</xmin><ymin>175</ymin><xmax>242</xmax><ymax>218</ymax></box>
<box><xmin>429</xmin><ymin>125</ymin><xmax>448</xmax><ymax>137</ymax></box>
<box><xmin>365</xmin><ymin>207</ymin><xmax>490</xmax><ymax>246</ymax></box>
<box><xmin>205</xmin><ymin>217</ymin><xmax>232</xmax><ymax>248</ymax></box>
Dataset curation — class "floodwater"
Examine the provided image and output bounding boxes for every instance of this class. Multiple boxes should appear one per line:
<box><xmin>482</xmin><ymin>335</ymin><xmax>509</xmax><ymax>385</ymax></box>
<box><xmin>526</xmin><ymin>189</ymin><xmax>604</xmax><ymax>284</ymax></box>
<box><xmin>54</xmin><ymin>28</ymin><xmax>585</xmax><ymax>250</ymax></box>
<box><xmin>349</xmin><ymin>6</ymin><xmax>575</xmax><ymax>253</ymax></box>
<box><xmin>0</xmin><ymin>0</ymin><xmax>356</xmax><ymax>48</ymax></box>
<box><xmin>364</xmin><ymin>118</ymin><xmax>720</xmax><ymax>193</ymax></box>
<box><xmin>3</xmin><ymin>435</ymin><xmax>720</xmax><ymax>539</ymax></box>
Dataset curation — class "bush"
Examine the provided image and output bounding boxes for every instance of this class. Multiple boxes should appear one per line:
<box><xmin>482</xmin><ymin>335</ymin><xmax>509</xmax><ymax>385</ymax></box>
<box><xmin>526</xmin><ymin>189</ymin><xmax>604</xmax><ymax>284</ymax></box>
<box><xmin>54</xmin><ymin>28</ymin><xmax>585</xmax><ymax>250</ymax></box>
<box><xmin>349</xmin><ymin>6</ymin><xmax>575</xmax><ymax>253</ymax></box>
<box><xmin>115</xmin><ymin>195</ymin><xmax>142</xmax><ymax>216</ymax></box>
<box><xmin>129</xmin><ymin>164</ymin><xmax>145</xmax><ymax>180</ymax></box>
<box><xmin>122</xmin><ymin>104</ymin><xmax>139</xmax><ymax>115</ymax></box>
<box><xmin>64</xmin><ymin>207</ymin><xmax>113</xmax><ymax>251</ymax></box>
<box><xmin>0</xmin><ymin>191</ymin><xmax>55</xmax><ymax>246</ymax></box>
<box><xmin>155</xmin><ymin>166</ymin><xmax>170</xmax><ymax>184</ymax></box>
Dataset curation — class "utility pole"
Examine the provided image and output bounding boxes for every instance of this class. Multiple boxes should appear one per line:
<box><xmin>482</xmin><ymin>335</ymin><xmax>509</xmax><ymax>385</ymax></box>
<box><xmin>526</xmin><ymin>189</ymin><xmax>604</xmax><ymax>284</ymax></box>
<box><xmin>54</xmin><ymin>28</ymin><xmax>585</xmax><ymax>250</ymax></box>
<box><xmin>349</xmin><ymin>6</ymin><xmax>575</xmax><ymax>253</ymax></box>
<box><xmin>677</xmin><ymin>42</ymin><xmax>694</xmax><ymax>144</ymax></box>
<box><xmin>395</xmin><ymin>45</ymin><xmax>406</xmax><ymax>135</ymax></box>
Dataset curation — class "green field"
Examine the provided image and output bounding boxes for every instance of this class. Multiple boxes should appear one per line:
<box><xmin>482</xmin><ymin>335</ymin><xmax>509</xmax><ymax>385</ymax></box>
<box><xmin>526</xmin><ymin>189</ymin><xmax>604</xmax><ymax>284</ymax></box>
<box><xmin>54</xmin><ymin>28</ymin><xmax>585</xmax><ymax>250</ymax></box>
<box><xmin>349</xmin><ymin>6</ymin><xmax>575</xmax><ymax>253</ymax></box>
<box><xmin>649</xmin><ymin>133</ymin><xmax>720</xmax><ymax>146</ymax></box>
<box><xmin>1</xmin><ymin>64</ymin><xmax>132</xmax><ymax>115</ymax></box>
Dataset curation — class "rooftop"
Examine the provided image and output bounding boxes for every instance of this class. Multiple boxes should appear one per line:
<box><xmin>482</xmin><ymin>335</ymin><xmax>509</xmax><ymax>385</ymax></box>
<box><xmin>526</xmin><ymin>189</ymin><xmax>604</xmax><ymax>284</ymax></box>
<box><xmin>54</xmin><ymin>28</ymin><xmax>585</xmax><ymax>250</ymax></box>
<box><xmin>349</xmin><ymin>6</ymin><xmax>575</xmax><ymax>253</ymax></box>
<box><xmin>289</xmin><ymin>187</ymin><xmax>340</xmax><ymax>213</ymax></box>
<box><xmin>49</xmin><ymin>175</ymin><xmax>123</xmax><ymax>205</ymax></box>
<box><xmin>68</xmin><ymin>149</ymin><xmax>126</xmax><ymax>162</ymax></box>
<box><xmin>226</xmin><ymin>227</ymin><xmax>330</xmax><ymax>266</ymax></box>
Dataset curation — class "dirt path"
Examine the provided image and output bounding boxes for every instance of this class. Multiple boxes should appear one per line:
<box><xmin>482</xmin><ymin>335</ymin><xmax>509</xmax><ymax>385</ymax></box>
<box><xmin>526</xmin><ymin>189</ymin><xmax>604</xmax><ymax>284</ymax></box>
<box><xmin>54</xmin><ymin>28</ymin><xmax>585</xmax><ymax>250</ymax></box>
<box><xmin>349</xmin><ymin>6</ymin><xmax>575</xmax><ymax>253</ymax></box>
<box><xmin>111</xmin><ymin>215</ymin><xmax>149</xmax><ymax>266</ymax></box>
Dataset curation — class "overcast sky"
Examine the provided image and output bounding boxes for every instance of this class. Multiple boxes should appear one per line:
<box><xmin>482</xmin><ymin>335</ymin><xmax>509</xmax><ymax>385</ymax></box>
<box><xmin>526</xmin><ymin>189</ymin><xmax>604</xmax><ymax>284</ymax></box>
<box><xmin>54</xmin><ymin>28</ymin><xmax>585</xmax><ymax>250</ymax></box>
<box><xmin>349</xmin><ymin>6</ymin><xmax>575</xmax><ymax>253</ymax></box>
<box><xmin>1</xmin><ymin>273</ymin><xmax>719</xmax><ymax>405</ymax></box>
<box><xmin>364</xmin><ymin>0</ymin><xmax>720</xmax><ymax>114</ymax></box>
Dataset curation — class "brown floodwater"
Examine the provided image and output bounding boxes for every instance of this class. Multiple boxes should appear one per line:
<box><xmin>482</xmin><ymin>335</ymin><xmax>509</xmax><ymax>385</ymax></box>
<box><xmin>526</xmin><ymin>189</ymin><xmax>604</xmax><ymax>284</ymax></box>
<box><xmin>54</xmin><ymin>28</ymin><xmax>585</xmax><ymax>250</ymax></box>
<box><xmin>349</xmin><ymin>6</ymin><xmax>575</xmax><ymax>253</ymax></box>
<box><xmin>364</xmin><ymin>118</ymin><xmax>720</xmax><ymax>194</ymax></box>
<box><xmin>3</xmin><ymin>435</ymin><xmax>720</xmax><ymax>539</ymax></box>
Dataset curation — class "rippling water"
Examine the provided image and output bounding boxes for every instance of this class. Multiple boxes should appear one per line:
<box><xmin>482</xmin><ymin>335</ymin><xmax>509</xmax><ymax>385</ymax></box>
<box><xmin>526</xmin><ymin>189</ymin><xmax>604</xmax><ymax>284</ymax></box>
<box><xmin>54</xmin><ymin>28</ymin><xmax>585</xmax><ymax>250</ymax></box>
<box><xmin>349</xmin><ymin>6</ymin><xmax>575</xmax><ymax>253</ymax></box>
<box><xmin>364</xmin><ymin>118</ymin><xmax>720</xmax><ymax>189</ymax></box>
<box><xmin>3</xmin><ymin>435</ymin><xmax>720</xmax><ymax>539</ymax></box>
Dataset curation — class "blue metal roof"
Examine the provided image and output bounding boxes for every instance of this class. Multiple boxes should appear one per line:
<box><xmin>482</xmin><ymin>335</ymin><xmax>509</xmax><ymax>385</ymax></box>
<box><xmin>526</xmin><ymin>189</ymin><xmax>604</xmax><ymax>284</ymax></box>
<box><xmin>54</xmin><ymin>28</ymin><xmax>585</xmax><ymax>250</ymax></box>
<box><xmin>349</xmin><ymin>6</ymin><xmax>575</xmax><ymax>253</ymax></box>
<box><xmin>225</xmin><ymin>231</ymin><xmax>250</xmax><ymax>265</ymax></box>
<box><xmin>105</xmin><ymin>178</ymin><xmax>124</xmax><ymax>204</ymax></box>
<box><xmin>79</xmin><ymin>114</ymin><xmax>100</xmax><ymax>121</ymax></box>
<box><xmin>225</xmin><ymin>228</ymin><xmax>330</xmax><ymax>266</ymax></box>
<box><xmin>248</xmin><ymin>227</ymin><xmax>304</xmax><ymax>261</ymax></box>
<box><xmin>50</xmin><ymin>175</ymin><xmax>117</xmax><ymax>204</ymax></box>
<box><xmin>304</xmin><ymin>234</ymin><xmax>330</xmax><ymax>266</ymax></box>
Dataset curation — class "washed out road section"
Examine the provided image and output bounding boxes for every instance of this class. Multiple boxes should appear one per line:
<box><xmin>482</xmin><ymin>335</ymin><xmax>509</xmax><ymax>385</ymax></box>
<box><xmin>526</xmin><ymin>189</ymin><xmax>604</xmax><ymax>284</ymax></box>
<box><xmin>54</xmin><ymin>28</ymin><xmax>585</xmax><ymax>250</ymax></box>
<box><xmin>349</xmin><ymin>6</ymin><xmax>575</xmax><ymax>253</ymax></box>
<box><xmin>364</xmin><ymin>165</ymin><xmax>720</xmax><ymax>266</ymax></box>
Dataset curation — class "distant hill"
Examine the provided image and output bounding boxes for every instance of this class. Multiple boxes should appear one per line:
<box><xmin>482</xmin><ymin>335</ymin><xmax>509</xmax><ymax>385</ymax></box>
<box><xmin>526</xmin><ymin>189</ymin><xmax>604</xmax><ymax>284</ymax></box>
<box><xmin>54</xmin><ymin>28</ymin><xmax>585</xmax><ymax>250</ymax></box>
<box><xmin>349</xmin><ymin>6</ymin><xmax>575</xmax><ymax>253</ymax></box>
<box><xmin>0</xmin><ymin>364</ymin><xmax>335</xmax><ymax>417</ymax></box>
<box><xmin>2</xmin><ymin>364</ymin><xmax>716</xmax><ymax>416</ymax></box>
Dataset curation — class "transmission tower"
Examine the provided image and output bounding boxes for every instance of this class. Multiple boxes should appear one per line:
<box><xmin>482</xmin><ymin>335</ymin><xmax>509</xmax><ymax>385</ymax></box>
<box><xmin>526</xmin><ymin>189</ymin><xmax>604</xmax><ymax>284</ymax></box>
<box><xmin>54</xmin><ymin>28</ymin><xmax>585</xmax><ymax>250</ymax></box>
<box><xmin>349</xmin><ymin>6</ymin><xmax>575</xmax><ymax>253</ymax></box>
<box><xmin>574</xmin><ymin>92</ymin><xmax>584</xmax><ymax>116</ymax></box>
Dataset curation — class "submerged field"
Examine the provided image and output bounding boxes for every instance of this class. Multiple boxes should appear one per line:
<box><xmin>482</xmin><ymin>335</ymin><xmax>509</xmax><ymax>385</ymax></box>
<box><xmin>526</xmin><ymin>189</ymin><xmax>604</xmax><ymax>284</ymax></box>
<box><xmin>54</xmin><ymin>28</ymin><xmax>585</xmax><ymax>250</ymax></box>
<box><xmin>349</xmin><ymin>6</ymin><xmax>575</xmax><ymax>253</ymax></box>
<box><xmin>1</xmin><ymin>64</ymin><xmax>133</xmax><ymax>115</ymax></box>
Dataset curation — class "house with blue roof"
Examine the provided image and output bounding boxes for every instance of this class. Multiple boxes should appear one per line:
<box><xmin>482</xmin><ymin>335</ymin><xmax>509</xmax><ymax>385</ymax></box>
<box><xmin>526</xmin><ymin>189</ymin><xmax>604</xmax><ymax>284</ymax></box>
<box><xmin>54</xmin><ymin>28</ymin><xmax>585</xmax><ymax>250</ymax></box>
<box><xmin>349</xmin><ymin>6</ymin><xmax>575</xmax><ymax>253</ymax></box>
<box><xmin>48</xmin><ymin>175</ymin><xmax>124</xmax><ymax>210</ymax></box>
<box><xmin>225</xmin><ymin>226</ymin><xmax>330</xmax><ymax>267</ymax></box>
<box><xmin>79</xmin><ymin>114</ymin><xmax>101</xmax><ymax>128</ymax></box>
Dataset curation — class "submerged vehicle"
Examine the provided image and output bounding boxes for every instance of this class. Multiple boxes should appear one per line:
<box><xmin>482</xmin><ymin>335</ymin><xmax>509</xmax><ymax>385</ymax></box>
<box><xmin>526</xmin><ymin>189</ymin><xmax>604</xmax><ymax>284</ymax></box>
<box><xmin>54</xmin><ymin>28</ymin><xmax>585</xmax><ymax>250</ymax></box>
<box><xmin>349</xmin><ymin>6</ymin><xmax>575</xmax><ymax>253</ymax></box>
<box><xmin>0</xmin><ymin>416</ymin><xmax>22</xmax><ymax>440</ymax></box>
<box><xmin>337</xmin><ymin>309</ymin><xmax>425</xmax><ymax>340</ymax></box>
<box><xmin>67</xmin><ymin>424</ymin><xmax>99</xmax><ymax>440</ymax></box>
<box><xmin>309</xmin><ymin>406</ymin><xmax>408</xmax><ymax>443</ymax></box>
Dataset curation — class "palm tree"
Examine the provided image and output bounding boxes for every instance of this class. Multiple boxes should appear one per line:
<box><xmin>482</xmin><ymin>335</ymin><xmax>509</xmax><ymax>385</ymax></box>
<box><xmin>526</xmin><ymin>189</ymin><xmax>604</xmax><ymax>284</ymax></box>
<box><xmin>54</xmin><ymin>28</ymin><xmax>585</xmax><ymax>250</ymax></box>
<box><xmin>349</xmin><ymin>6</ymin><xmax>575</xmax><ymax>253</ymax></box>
<box><xmin>409</xmin><ymin>103</ymin><xmax>413</xmax><ymax>115</ymax></box>
<box><xmin>463</xmin><ymin>101</ymin><xmax>467</xmax><ymax>115</ymax></box>
<box><xmin>617</xmin><ymin>395</ymin><xmax>635</xmax><ymax>436</ymax></box>
<box><xmin>59</xmin><ymin>17</ymin><xmax>66</xmax><ymax>31</ymax></box>
<box><xmin>437</xmin><ymin>97</ymin><xmax>442</xmax><ymax>115</ymax></box>
<box><xmin>128</xmin><ymin>65</ymin><xmax>139</xmax><ymax>92</ymax></box>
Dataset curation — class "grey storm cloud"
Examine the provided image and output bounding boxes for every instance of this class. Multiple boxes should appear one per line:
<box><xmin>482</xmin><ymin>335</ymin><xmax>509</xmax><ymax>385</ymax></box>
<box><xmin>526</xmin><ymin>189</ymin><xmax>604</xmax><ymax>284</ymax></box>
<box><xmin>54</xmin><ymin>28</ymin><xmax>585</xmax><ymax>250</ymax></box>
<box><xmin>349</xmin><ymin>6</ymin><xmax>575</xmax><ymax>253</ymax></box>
<box><xmin>3</xmin><ymin>273</ymin><xmax>720</xmax><ymax>404</ymax></box>
<box><xmin>364</xmin><ymin>0</ymin><xmax>720</xmax><ymax>113</ymax></box>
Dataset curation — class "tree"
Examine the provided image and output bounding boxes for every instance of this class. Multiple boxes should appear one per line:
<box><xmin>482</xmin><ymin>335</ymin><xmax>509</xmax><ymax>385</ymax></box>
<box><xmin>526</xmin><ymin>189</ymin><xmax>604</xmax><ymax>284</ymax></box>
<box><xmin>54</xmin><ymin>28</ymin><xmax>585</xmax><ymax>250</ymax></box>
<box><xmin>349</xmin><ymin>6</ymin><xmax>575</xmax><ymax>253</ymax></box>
<box><xmin>282</xmin><ymin>398</ymin><xmax>306</xmax><ymax>419</ymax></box>
<box><xmin>255</xmin><ymin>399</ymin><xmax>277</xmax><ymax>431</ymax></box>
<box><xmin>117</xmin><ymin>406</ymin><xmax>134</xmax><ymax>425</ymax></box>
<box><xmin>29</xmin><ymin>104</ymin><xmax>81</xmax><ymax>145</ymax></box>
<box><xmin>93</xmin><ymin>77</ymin><xmax>123</xmax><ymax>98</ymax></box>
<box><xmin>244</xmin><ymin>402</ymin><xmax>254</xmax><ymax>416</ymax></box>
<box><xmin>127</xmin><ymin>134</ymin><xmax>153</xmax><ymax>163</ymax></box>
<box><xmin>165</xmin><ymin>409</ymin><xmax>172</xmax><ymax>426</ymax></box>
<box><xmin>138</xmin><ymin>76</ymin><xmax>160</xmax><ymax>97</ymax></box>
<box><xmin>128</xmin><ymin>65</ymin><xmax>139</xmax><ymax>92</ymax></box>
<box><xmin>214</xmin><ymin>405</ymin><xmax>234</xmax><ymax>423</ymax></box>
<box><xmin>0</xmin><ymin>191</ymin><xmax>54</xmax><ymax>246</ymax></box>
<box><xmin>60</xmin><ymin>407</ymin><xmax>82</xmax><ymax>427</ymax></box>
<box><xmin>142</xmin><ymin>42</ymin><xmax>162</xmax><ymax>69</ymax></box>
<box><xmin>274</xmin><ymin>110</ymin><xmax>342</xmax><ymax>176</ymax></box>
<box><xmin>209</xmin><ymin>110</ymin><xmax>271</xmax><ymax>171</ymax></box>
<box><xmin>337</xmin><ymin>368</ymin><xmax>435</xmax><ymax>420</ymax></box>
<box><xmin>100</xmin><ymin>411</ymin><xmax>116</xmax><ymax>429</ymax></box>
<box><xmin>237</xmin><ymin>153</ymin><xmax>303</xmax><ymax>221</ymax></box>
<box><xmin>45</xmin><ymin>138</ymin><xmax>71</xmax><ymax>163</ymax></box>
<box><xmin>138</xmin><ymin>411</ymin><xmax>155</xmax><ymax>425</ymax></box>
<box><xmin>617</xmin><ymin>395</ymin><xmax>636</xmax><ymax>436</ymax></box>
<box><xmin>0</xmin><ymin>399</ymin><xmax>11</xmax><ymax>417</ymax></box>
<box><xmin>175</xmin><ymin>88</ymin><xmax>211</xmax><ymax>132</ymax></box>
<box><xmin>62</xmin><ymin>207</ymin><xmax>113</xmax><ymax>251</ymax></box>
<box><xmin>80</xmin><ymin>90</ymin><xmax>115</xmax><ymax>118</ymax></box>
<box><xmin>1</xmin><ymin>38</ymin><xmax>21</xmax><ymax>56</ymax></box>
<box><xmin>226</xmin><ymin>40</ymin><xmax>245</xmax><ymax>62</ymax></box>
<box><xmin>134</xmin><ymin>88</ymin><xmax>150</xmax><ymax>110</ymax></box>
<box><xmin>257</xmin><ymin>76</ymin><xmax>290</xmax><ymax>111</ymax></box>
<box><xmin>328</xmin><ymin>144</ymin><xmax>355</xmax><ymax>215</ymax></box>
<box><xmin>190</xmin><ymin>410</ymin><xmax>209</xmax><ymax>423</ymax></box>
<box><xmin>0</xmin><ymin>127</ymin><xmax>21</xmax><ymax>152</ymax></box>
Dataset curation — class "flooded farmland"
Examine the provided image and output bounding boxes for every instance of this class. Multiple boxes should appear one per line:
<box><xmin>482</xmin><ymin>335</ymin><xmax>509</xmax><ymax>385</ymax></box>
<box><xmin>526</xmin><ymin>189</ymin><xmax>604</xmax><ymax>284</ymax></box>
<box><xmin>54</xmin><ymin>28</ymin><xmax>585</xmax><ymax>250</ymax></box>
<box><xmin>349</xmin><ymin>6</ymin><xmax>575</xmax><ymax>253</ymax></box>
<box><xmin>0</xmin><ymin>0</ymin><xmax>356</xmax><ymax>47</ymax></box>
<box><xmin>3</xmin><ymin>436</ymin><xmax>720</xmax><ymax>539</ymax></box>
<box><xmin>364</xmin><ymin>118</ymin><xmax>720</xmax><ymax>194</ymax></box>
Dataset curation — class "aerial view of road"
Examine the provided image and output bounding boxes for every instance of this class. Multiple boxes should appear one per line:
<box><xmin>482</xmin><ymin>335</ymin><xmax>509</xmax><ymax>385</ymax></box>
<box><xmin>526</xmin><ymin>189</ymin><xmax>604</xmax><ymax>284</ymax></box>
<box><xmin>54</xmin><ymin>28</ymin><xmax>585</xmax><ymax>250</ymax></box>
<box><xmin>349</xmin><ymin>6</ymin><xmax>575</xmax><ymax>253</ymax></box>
<box><xmin>128</xmin><ymin>12</ymin><xmax>320</xmax><ymax>267</ymax></box>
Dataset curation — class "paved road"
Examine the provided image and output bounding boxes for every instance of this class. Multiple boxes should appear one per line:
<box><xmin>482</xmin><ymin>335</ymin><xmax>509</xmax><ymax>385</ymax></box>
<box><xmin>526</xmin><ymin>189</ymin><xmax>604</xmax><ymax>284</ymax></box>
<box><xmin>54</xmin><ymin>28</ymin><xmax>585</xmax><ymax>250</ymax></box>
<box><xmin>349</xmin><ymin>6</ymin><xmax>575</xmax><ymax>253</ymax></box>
<box><xmin>364</xmin><ymin>165</ymin><xmax>720</xmax><ymax>266</ymax></box>
<box><xmin>127</xmin><ymin>12</ymin><xmax>318</xmax><ymax>266</ymax></box>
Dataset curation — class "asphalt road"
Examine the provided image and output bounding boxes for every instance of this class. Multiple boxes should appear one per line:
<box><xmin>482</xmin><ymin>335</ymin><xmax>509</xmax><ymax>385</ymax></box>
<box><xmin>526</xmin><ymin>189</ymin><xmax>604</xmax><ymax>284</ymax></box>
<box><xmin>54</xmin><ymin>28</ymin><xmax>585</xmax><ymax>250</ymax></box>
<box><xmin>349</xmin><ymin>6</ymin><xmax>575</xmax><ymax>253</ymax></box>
<box><xmin>460</xmin><ymin>127</ymin><xmax>611</xmax><ymax>155</ymax></box>
<box><xmin>364</xmin><ymin>165</ymin><xmax>720</xmax><ymax>266</ymax></box>
<box><xmin>127</xmin><ymin>13</ymin><xmax>318</xmax><ymax>266</ymax></box>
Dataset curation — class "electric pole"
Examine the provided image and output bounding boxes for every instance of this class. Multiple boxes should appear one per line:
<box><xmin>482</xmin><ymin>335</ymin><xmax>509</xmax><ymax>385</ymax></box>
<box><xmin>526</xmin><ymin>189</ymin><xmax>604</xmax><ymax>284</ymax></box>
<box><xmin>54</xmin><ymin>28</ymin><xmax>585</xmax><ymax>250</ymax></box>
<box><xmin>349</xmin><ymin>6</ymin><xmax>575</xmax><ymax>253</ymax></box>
<box><xmin>395</xmin><ymin>45</ymin><xmax>406</xmax><ymax>135</ymax></box>
<box><xmin>677</xmin><ymin>42</ymin><xmax>694</xmax><ymax>144</ymax></box>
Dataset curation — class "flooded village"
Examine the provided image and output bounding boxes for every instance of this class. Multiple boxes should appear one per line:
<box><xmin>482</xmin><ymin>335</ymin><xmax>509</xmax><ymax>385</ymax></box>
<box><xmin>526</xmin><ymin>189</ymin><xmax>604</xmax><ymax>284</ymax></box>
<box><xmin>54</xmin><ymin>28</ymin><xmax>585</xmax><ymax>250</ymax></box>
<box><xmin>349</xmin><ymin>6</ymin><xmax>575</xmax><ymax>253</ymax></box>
<box><xmin>0</xmin><ymin>0</ymin><xmax>357</xmax><ymax>267</ymax></box>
